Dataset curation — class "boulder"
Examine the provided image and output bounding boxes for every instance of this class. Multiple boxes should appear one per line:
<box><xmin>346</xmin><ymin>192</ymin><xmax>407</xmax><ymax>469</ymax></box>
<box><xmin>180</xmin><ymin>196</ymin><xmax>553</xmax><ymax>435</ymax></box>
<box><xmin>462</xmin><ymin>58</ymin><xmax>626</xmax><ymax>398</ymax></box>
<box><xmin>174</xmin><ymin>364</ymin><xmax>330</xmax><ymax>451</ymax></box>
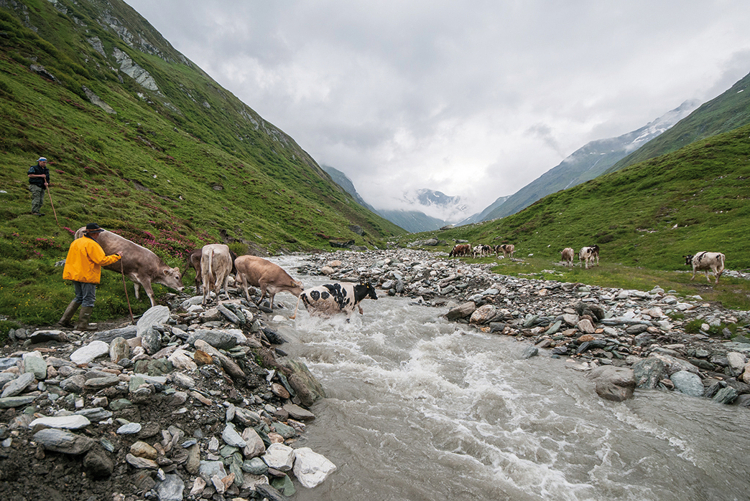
<box><xmin>670</xmin><ymin>371</ymin><xmax>704</xmax><ymax>397</ymax></box>
<box><xmin>590</xmin><ymin>366</ymin><xmax>635</xmax><ymax>402</ymax></box>
<box><xmin>293</xmin><ymin>447</ymin><xmax>337</xmax><ymax>489</ymax></box>
<box><xmin>109</xmin><ymin>336</ymin><xmax>130</xmax><ymax>363</ymax></box>
<box><xmin>262</xmin><ymin>443</ymin><xmax>295</xmax><ymax>472</ymax></box>
<box><xmin>1</xmin><ymin>372</ymin><xmax>35</xmax><ymax>398</ymax></box>
<box><xmin>33</xmin><ymin>429</ymin><xmax>96</xmax><ymax>455</ymax></box>
<box><xmin>469</xmin><ymin>304</ymin><xmax>498</xmax><ymax>324</ymax></box>
<box><xmin>632</xmin><ymin>358</ymin><xmax>667</xmax><ymax>389</ymax></box>
<box><xmin>445</xmin><ymin>302</ymin><xmax>476</xmax><ymax>321</ymax></box>
<box><xmin>136</xmin><ymin>305</ymin><xmax>170</xmax><ymax>337</ymax></box>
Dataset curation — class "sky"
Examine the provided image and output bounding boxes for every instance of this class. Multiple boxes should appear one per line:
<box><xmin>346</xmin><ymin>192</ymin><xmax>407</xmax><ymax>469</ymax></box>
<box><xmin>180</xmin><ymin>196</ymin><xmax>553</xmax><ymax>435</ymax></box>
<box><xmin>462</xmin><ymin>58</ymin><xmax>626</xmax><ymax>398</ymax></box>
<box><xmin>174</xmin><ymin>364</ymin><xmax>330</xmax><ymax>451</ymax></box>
<box><xmin>124</xmin><ymin>0</ymin><xmax>750</xmax><ymax>221</ymax></box>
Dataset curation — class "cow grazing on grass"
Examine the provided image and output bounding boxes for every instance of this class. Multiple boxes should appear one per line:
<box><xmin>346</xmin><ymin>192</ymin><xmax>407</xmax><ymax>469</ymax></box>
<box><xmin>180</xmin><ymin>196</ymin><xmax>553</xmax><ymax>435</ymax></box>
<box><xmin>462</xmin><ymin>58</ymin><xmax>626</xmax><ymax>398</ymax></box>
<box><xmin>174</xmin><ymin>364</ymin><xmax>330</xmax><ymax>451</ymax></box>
<box><xmin>234</xmin><ymin>255</ymin><xmax>304</xmax><ymax>319</ymax></box>
<box><xmin>684</xmin><ymin>252</ymin><xmax>725</xmax><ymax>284</ymax></box>
<box><xmin>300</xmin><ymin>279</ymin><xmax>378</xmax><ymax>319</ymax></box>
<box><xmin>201</xmin><ymin>244</ymin><xmax>233</xmax><ymax>305</ymax></box>
<box><xmin>449</xmin><ymin>244</ymin><xmax>471</xmax><ymax>257</ymax></box>
<box><xmin>496</xmin><ymin>244</ymin><xmax>515</xmax><ymax>259</ymax></box>
<box><xmin>473</xmin><ymin>245</ymin><xmax>493</xmax><ymax>258</ymax></box>
<box><xmin>561</xmin><ymin>247</ymin><xmax>574</xmax><ymax>266</ymax></box>
<box><xmin>73</xmin><ymin>227</ymin><xmax>183</xmax><ymax>307</ymax></box>
<box><xmin>186</xmin><ymin>248</ymin><xmax>238</xmax><ymax>293</ymax></box>
<box><xmin>580</xmin><ymin>245</ymin><xmax>600</xmax><ymax>269</ymax></box>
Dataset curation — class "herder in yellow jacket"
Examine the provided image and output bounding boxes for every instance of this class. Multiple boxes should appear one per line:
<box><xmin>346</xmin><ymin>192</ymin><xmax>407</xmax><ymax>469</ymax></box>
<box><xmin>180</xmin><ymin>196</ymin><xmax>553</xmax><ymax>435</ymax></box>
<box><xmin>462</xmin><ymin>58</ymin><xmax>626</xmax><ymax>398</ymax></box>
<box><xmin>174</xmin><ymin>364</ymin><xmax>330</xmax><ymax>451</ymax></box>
<box><xmin>59</xmin><ymin>223</ymin><xmax>122</xmax><ymax>330</ymax></box>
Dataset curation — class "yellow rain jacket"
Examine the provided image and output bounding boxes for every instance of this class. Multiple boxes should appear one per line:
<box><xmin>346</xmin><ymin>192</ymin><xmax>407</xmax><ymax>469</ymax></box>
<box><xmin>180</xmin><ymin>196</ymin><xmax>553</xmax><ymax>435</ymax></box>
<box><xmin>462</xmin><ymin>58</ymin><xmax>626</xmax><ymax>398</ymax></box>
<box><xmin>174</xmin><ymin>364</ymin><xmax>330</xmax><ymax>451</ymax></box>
<box><xmin>62</xmin><ymin>235</ymin><xmax>121</xmax><ymax>284</ymax></box>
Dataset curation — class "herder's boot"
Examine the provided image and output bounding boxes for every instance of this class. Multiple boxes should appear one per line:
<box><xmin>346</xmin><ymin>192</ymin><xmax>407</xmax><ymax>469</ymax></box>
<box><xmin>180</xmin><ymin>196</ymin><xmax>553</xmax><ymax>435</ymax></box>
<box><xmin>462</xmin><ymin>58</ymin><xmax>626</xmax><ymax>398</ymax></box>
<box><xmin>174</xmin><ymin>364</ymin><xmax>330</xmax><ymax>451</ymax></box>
<box><xmin>75</xmin><ymin>306</ymin><xmax>97</xmax><ymax>331</ymax></box>
<box><xmin>57</xmin><ymin>300</ymin><xmax>80</xmax><ymax>328</ymax></box>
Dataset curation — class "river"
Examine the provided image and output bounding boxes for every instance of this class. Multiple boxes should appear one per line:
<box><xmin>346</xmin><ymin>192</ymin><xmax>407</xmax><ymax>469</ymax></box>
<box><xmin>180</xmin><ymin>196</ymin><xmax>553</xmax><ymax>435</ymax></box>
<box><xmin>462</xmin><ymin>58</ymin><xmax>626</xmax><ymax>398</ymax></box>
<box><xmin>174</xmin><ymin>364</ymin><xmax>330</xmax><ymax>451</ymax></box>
<box><xmin>268</xmin><ymin>256</ymin><xmax>750</xmax><ymax>501</ymax></box>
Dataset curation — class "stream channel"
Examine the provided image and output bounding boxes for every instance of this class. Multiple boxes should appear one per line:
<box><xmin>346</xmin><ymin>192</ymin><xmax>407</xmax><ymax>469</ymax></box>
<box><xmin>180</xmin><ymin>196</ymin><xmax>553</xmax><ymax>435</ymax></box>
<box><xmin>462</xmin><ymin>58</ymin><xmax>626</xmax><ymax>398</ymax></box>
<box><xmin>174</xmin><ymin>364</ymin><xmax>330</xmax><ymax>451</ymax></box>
<box><xmin>267</xmin><ymin>256</ymin><xmax>750</xmax><ymax>501</ymax></box>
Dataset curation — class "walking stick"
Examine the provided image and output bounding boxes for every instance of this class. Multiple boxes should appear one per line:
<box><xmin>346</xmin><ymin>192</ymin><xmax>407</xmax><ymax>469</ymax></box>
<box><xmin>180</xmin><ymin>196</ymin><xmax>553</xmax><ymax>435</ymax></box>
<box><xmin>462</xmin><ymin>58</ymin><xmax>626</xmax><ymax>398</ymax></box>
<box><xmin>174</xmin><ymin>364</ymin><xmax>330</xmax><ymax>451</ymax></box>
<box><xmin>45</xmin><ymin>184</ymin><xmax>60</xmax><ymax>226</ymax></box>
<box><xmin>120</xmin><ymin>258</ymin><xmax>134</xmax><ymax>324</ymax></box>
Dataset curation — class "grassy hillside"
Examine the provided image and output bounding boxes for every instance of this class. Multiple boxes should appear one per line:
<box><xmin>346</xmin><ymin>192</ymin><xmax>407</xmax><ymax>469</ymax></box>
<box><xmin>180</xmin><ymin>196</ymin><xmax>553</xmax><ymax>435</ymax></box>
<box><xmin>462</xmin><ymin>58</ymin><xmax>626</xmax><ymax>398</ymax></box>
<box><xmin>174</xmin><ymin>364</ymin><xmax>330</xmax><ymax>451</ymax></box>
<box><xmin>398</xmin><ymin>123</ymin><xmax>750</xmax><ymax>308</ymax></box>
<box><xmin>0</xmin><ymin>0</ymin><xmax>404</xmax><ymax>328</ymax></box>
<box><xmin>605</xmin><ymin>71</ymin><xmax>750</xmax><ymax>174</ymax></box>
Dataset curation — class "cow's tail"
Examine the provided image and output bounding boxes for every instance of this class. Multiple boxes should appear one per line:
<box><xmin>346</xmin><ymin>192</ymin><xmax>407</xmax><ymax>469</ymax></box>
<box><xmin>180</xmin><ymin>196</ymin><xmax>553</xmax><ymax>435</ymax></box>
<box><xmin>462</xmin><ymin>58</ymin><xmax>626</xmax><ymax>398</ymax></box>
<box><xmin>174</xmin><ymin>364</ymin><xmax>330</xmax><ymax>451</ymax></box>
<box><xmin>208</xmin><ymin>249</ymin><xmax>214</xmax><ymax>287</ymax></box>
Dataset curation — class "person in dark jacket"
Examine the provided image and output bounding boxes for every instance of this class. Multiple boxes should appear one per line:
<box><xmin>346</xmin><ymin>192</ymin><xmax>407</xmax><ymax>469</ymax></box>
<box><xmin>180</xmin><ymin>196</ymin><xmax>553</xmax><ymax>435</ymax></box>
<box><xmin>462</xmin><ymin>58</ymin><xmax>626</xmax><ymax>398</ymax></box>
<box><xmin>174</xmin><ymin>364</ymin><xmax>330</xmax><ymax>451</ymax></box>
<box><xmin>58</xmin><ymin>223</ymin><xmax>122</xmax><ymax>330</ymax></box>
<box><xmin>28</xmin><ymin>156</ymin><xmax>50</xmax><ymax>216</ymax></box>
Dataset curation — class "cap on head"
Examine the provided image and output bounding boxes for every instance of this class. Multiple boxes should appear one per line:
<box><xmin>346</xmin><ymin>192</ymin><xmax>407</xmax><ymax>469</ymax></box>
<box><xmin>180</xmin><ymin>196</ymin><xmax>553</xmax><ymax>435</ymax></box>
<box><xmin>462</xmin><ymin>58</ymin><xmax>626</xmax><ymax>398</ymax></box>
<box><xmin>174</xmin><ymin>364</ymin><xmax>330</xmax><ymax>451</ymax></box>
<box><xmin>38</xmin><ymin>157</ymin><xmax>47</xmax><ymax>162</ymax></box>
<box><xmin>85</xmin><ymin>223</ymin><xmax>104</xmax><ymax>234</ymax></box>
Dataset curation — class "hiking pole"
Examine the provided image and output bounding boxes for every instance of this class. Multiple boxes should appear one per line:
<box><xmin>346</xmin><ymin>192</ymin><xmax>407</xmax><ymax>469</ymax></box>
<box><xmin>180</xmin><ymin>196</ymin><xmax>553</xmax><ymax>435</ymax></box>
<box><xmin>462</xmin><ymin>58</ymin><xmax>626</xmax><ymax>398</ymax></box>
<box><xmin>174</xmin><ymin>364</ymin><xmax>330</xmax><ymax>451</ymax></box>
<box><xmin>120</xmin><ymin>257</ymin><xmax>134</xmax><ymax>324</ymax></box>
<box><xmin>45</xmin><ymin>184</ymin><xmax>60</xmax><ymax>226</ymax></box>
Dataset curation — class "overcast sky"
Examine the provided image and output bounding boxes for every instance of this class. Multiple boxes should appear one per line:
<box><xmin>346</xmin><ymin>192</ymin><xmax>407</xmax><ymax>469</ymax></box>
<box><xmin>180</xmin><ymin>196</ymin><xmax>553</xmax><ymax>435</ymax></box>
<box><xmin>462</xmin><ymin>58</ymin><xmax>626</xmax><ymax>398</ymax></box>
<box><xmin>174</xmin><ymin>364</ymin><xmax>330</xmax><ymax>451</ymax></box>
<box><xmin>125</xmin><ymin>0</ymin><xmax>750</xmax><ymax>220</ymax></box>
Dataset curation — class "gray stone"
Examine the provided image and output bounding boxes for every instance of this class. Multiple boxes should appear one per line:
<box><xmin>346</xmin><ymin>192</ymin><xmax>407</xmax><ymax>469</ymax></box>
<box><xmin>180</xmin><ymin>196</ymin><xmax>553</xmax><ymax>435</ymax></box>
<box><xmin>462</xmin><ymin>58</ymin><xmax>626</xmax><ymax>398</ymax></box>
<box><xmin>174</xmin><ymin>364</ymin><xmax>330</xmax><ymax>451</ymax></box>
<box><xmin>241</xmin><ymin>427</ymin><xmax>266</xmax><ymax>458</ymax></box>
<box><xmin>242</xmin><ymin>457</ymin><xmax>268</xmax><ymax>475</ymax></box>
<box><xmin>109</xmin><ymin>337</ymin><xmax>130</xmax><ymax>363</ymax></box>
<box><xmin>117</xmin><ymin>422</ymin><xmax>142</xmax><ymax>435</ymax></box>
<box><xmin>218</xmin><ymin>304</ymin><xmax>241</xmax><ymax>324</ymax></box>
<box><xmin>671</xmin><ymin>371</ymin><xmax>704</xmax><ymax>397</ymax></box>
<box><xmin>93</xmin><ymin>325</ymin><xmax>138</xmax><ymax>343</ymax></box>
<box><xmin>445</xmin><ymin>302</ymin><xmax>476</xmax><ymax>320</ymax></box>
<box><xmin>0</xmin><ymin>358</ymin><xmax>20</xmax><ymax>371</ymax></box>
<box><xmin>727</xmin><ymin>352</ymin><xmax>746</xmax><ymax>377</ymax></box>
<box><xmin>222</xmin><ymin>423</ymin><xmax>246</xmax><ymax>448</ymax></box>
<box><xmin>198</xmin><ymin>460</ymin><xmax>227</xmax><ymax>481</ymax></box>
<box><xmin>27</xmin><ymin>330</ymin><xmax>67</xmax><ymax>344</ymax></box>
<box><xmin>75</xmin><ymin>407</ymin><xmax>113</xmax><ymax>422</ymax></box>
<box><xmin>156</xmin><ymin>474</ymin><xmax>185</xmax><ymax>501</ymax></box>
<box><xmin>1</xmin><ymin>372</ymin><xmax>35</xmax><ymax>398</ymax></box>
<box><xmin>713</xmin><ymin>387</ymin><xmax>738</xmax><ymax>405</ymax></box>
<box><xmin>632</xmin><ymin>358</ymin><xmax>667</xmax><ymax>389</ymax></box>
<box><xmin>30</xmin><ymin>415</ymin><xmax>90</xmax><ymax>430</ymax></box>
<box><xmin>521</xmin><ymin>346</ymin><xmax>539</xmax><ymax>359</ymax></box>
<box><xmin>141</xmin><ymin>326</ymin><xmax>162</xmax><ymax>355</ymax></box>
<box><xmin>126</xmin><ymin>453</ymin><xmax>158</xmax><ymax>469</ymax></box>
<box><xmin>84</xmin><ymin>376</ymin><xmax>120</xmax><ymax>389</ymax></box>
<box><xmin>282</xmin><ymin>403</ymin><xmax>315</xmax><ymax>421</ymax></box>
<box><xmin>23</xmin><ymin>352</ymin><xmax>47</xmax><ymax>380</ymax></box>
<box><xmin>70</xmin><ymin>341</ymin><xmax>110</xmax><ymax>365</ymax></box>
<box><xmin>136</xmin><ymin>305</ymin><xmax>170</xmax><ymax>337</ymax></box>
<box><xmin>60</xmin><ymin>375</ymin><xmax>86</xmax><ymax>394</ymax></box>
<box><xmin>469</xmin><ymin>304</ymin><xmax>498</xmax><ymax>324</ymax></box>
<box><xmin>625</xmin><ymin>324</ymin><xmax>649</xmax><ymax>335</ymax></box>
<box><xmin>187</xmin><ymin>329</ymin><xmax>238</xmax><ymax>350</ymax></box>
<box><xmin>262</xmin><ymin>443</ymin><xmax>295</xmax><ymax>471</ymax></box>
<box><xmin>590</xmin><ymin>366</ymin><xmax>635</xmax><ymax>402</ymax></box>
<box><xmin>0</xmin><ymin>395</ymin><xmax>37</xmax><ymax>408</ymax></box>
<box><xmin>33</xmin><ymin>429</ymin><xmax>96</xmax><ymax>454</ymax></box>
<box><xmin>83</xmin><ymin>448</ymin><xmax>114</xmax><ymax>478</ymax></box>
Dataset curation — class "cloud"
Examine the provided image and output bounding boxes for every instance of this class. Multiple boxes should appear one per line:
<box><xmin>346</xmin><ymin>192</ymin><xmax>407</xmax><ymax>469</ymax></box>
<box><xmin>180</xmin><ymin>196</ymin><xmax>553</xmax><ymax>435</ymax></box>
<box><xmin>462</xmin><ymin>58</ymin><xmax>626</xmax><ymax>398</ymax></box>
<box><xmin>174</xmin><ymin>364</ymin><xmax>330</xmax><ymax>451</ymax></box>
<box><xmin>125</xmin><ymin>0</ymin><xmax>750</xmax><ymax>217</ymax></box>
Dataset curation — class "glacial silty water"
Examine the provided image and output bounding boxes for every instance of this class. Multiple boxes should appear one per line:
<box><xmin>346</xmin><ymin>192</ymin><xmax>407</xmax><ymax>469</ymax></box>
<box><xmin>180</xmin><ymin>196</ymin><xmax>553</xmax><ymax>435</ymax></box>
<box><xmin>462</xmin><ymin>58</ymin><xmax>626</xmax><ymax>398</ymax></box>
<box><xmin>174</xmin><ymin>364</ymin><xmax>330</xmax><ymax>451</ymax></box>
<box><xmin>267</xmin><ymin>257</ymin><xmax>750</xmax><ymax>501</ymax></box>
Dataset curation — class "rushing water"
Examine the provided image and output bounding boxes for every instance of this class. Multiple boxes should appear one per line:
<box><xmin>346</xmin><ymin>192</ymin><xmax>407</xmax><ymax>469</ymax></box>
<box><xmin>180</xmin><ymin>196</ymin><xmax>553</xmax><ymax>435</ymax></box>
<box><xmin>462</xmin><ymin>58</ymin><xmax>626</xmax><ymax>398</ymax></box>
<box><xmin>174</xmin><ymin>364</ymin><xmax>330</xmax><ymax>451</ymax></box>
<box><xmin>267</xmin><ymin>257</ymin><xmax>750</xmax><ymax>501</ymax></box>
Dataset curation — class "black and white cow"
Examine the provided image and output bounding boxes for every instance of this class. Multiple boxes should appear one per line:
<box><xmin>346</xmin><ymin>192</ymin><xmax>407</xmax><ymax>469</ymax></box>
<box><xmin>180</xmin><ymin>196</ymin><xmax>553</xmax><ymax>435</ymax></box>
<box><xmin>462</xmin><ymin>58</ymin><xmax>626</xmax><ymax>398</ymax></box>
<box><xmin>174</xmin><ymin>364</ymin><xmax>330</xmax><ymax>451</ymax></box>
<box><xmin>579</xmin><ymin>245</ymin><xmax>600</xmax><ymax>269</ymax></box>
<box><xmin>684</xmin><ymin>252</ymin><xmax>725</xmax><ymax>284</ymax></box>
<box><xmin>300</xmin><ymin>280</ymin><xmax>378</xmax><ymax>319</ymax></box>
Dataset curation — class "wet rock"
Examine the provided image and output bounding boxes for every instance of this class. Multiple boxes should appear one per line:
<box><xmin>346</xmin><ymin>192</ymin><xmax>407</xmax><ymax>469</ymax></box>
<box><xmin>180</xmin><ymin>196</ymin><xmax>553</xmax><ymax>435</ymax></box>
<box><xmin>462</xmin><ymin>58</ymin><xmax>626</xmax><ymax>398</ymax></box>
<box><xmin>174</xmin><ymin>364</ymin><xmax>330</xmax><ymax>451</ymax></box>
<box><xmin>727</xmin><ymin>352</ymin><xmax>746</xmax><ymax>377</ymax></box>
<box><xmin>280</xmin><ymin>358</ymin><xmax>326</xmax><ymax>407</ymax></box>
<box><xmin>282</xmin><ymin>403</ymin><xmax>315</xmax><ymax>421</ymax></box>
<box><xmin>671</xmin><ymin>371</ymin><xmax>704</xmax><ymax>397</ymax></box>
<box><xmin>590</xmin><ymin>366</ymin><xmax>635</xmax><ymax>402</ymax></box>
<box><xmin>445</xmin><ymin>302</ymin><xmax>476</xmax><ymax>320</ymax></box>
<box><xmin>632</xmin><ymin>358</ymin><xmax>668</xmax><ymax>389</ymax></box>
<box><xmin>713</xmin><ymin>387</ymin><xmax>738</xmax><ymax>405</ymax></box>
<box><xmin>521</xmin><ymin>346</ymin><xmax>539</xmax><ymax>359</ymax></box>
<box><xmin>470</xmin><ymin>304</ymin><xmax>498</xmax><ymax>324</ymax></box>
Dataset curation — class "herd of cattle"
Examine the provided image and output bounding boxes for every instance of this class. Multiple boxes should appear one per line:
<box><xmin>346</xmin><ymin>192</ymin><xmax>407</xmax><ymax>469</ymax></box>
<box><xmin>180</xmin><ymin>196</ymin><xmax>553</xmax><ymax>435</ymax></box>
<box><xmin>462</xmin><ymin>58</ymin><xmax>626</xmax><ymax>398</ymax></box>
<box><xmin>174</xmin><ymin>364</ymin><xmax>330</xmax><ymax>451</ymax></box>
<box><xmin>73</xmin><ymin>227</ymin><xmax>728</xmax><ymax>316</ymax></box>
<box><xmin>449</xmin><ymin>241</ymin><xmax>727</xmax><ymax>283</ymax></box>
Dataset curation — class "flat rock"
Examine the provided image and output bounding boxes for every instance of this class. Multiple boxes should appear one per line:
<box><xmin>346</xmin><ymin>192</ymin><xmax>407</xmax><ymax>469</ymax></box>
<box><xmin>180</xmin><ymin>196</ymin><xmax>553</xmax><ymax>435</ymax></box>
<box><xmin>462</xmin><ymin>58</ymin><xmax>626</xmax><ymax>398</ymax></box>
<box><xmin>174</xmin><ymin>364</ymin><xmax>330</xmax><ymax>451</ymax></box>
<box><xmin>136</xmin><ymin>305</ymin><xmax>170</xmax><ymax>337</ymax></box>
<box><xmin>27</xmin><ymin>330</ymin><xmax>67</xmax><ymax>344</ymax></box>
<box><xmin>1</xmin><ymin>372</ymin><xmax>35</xmax><ymax>398</ymax></box>
<box><xmin>70</xmin><ymin>341</ymin><xmax>110</xmax><ymax>365</ymax></box>
<box><xmin>282</xmin><ymin>403</ymin><xmax>315</xmax><ymax>421</ymax></box>
<box><xmin>30</xmin><ymin>415</ymin><xmax>91</xmax><ymax>430</ymax></box>
<box><xmin>0</xmin><ymin>395</ymin><xmax>38</xmax><ymax>408</ymax></box>
<box><xmin>671</xmin><ymin>370</ymin><xmax>704</xmax><ymax>397</ymax></box>
<box><xmin>33</xmin><ymin>429</ymin><xmax>96</xmax><ymax>454</ymax></box>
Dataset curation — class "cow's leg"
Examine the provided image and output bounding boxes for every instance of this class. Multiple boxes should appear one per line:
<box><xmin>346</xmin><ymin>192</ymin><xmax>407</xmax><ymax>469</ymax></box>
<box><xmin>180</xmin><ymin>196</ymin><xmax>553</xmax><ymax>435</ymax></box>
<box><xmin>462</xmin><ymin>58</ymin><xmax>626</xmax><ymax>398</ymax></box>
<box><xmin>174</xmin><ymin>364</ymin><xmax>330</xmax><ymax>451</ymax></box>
<box><xmin>239</xmin><ymin>273</ymin><xmax>251</xmax><ymax>302</ymax></box>
<box><xmin>222</xmin><ymin>273</ymin><xmax>231</xmax><ymax>301</ymax></box>
<box><xmin>140</xmin><ymin>280</ymin><xmax>156</xmax><ymax>307</ymax></box>
<box><xmin>256</xmin><ymin>285</ymin><xmax>268</xmax><ymax>307</ymax></box>
<box><xmin>705</xmin><ymin>271</ymin><xmax>711</xmax><ymax>283</ymax></box>
<box><xmin>132</xmin><ymin>279</ymin><xmax>141</xmax><ymax>300</ymax></box>
<box><xmin>358</xmin><ymin>304</ymin><xmax>363</xmax><ymax>315</ymax></box>
<box><xmin>290</xmin><ymin>295</ymin><xmax>301</xmax><ymax>320</ymax></box>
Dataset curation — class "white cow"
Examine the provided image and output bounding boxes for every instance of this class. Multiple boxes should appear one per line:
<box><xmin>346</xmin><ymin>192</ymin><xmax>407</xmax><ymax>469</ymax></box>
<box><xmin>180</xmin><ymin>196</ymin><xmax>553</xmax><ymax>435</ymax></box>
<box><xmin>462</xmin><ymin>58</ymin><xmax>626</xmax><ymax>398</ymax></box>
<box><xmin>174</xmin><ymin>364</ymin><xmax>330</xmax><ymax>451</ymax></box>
<box><xmin>684</xmin><ymin>252</ymin><xmax>725</xmax><ymax>284</ymax></box>
<box><xmin>579</xmin><ymin>245</ymin><xmax>600</xmax><ymax>269</ymax></box>
<box><xmin>561</xmin><ymin>247</ymin><xmax>574</xmax><ymax>266</ymax></box>
<box><xmin>201</xmin><ymin>244</ymin><xmax>232</xmax><ymax>305</ymax></box>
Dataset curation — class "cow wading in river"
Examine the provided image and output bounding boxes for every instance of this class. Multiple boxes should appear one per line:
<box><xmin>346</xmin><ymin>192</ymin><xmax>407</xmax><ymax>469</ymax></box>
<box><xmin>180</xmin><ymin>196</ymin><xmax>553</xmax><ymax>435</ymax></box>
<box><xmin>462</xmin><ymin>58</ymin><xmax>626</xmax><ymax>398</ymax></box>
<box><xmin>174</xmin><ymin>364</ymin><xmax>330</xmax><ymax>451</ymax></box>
<box><xmin>300</xmin><ymin>279</ymin><xmax>378</xmax><ymax>320</ymax></box>
<box><xmin>234</xmin><ymin>255</ymin><xmax>304</xmax><ymax>319</ymax></box>
<box><xmin>73</xmin><ymin>227</ymin><xmax>183</xmax><ymax>306</ymax></box>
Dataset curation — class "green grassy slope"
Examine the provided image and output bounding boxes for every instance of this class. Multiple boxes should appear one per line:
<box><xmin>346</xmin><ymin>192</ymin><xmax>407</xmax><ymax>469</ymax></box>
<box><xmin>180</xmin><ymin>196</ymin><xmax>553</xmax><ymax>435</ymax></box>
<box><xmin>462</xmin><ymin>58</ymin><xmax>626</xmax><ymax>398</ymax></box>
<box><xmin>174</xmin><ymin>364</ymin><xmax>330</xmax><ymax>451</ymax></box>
<box><xmin>0</xmin><ymin>1</ymin><xmax>404</xmax><ymax>328</ymax></box>
<box><xmin>402</xmin><ymin>124</ymin><xmax>750</xmax><ymax>303</ymax></box>
<box><xmin>605</xmin><ymin>71</ymin><xmax>750</xmax><ymax>174</ymax></box>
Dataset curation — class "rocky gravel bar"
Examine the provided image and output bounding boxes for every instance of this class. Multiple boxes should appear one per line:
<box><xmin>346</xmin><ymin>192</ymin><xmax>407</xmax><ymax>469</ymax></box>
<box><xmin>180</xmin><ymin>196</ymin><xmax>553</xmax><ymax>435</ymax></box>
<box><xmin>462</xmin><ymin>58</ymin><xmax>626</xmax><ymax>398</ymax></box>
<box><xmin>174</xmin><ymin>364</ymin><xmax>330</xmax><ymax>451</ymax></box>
<box><xmin>1</xmin><ymin>248</ymin><xmax>750</xmax><ymax>500</ymax></box>
<box><xmin>298</xmin><ymin>249</ymin><xmax>750</xmax><ymax>405</ymax></box>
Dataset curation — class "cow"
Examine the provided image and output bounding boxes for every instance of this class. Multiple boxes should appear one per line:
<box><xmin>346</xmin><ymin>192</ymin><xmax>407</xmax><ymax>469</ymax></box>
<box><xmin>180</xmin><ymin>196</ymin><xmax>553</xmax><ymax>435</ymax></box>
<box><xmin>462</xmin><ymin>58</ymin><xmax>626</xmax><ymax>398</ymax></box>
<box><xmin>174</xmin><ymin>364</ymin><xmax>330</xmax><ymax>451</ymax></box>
<box><xmin>449</xmin><ymin>244</ymin><xmax>471</xmax><ymax>257</ymax></box>
<box><xmin>186</xmin><ymin>248</ymin><xmax>238</xmax><ymax>293</ymax></box>
<box><xmin>473</xmin><ymin>244</ymin><xmax>492</xmax><ymax>258</ymax></box>
<box><xmin>201</xmin><ymin>244</ymin><xmax>233</xmax><ymax>305</ymax></box>
<box><xmin>73</xmin><ymin>227</ymin><xmax>183</xmax><ymax>307</ymax></box>
<box><xmin>561</xmin><ymin>247</ymin><xmax>574</xmax><ymax>266</ymax></box>
<box><xmin>684</xmin><ymin>252</ymin><xmax>725</xmax><ymax>284</ymax></box>
<box><xmin>300</xmin><ymin>279</ymin><xmax>378</xmax><ymax>320</ymax></box>
<box><xmin>234</xmin><ymin>255</ymin><xmax>304</xmax><ymax>318</ymax></box>
<box><xmin>496</xmin><ymin>244</ymin><xmax>515</xmax><ymax>259</ymax></box>
<box><xmin>579</xmin><ymin>245</ymin><xmax>600</xmax><ymax>269</ymax></box>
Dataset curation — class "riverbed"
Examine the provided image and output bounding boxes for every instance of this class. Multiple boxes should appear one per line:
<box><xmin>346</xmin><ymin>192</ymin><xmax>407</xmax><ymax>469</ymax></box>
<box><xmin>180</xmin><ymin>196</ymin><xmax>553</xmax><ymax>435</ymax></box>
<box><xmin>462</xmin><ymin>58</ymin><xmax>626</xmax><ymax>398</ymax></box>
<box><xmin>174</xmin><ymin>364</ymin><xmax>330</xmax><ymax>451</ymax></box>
<box><xmin>269</xmin><ymin>255</ymin><xmax>750</xmax><ymax>501</ymax></box>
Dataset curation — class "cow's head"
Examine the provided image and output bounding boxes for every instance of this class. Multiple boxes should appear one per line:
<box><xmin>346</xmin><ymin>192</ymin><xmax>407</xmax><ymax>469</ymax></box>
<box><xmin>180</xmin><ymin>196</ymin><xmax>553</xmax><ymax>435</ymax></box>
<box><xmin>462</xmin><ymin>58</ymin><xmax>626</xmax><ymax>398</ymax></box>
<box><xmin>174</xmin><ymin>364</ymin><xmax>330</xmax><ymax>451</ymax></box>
<box><xmin>358</xmin><ymin>277</ymin><xmax>378</xmax><ymax>300</ymax></box>
<box><xmin>683</xmin><ymin>255</ymin><xmax>694</xmax><ymax>266</ymax></box>
<box><xmin>159</xmin><ymin>266</ymin><xmax>184</xmax><ymax>291</ymax></box>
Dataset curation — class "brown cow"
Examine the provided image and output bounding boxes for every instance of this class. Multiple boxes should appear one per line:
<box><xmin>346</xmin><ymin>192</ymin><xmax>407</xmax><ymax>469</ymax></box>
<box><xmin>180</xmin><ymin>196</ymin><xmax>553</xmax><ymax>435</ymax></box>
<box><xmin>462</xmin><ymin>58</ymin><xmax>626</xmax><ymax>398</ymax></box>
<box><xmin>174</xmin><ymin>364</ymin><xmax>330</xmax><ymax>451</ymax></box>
<box><xmin>561</xmin><ymin>247</ymin><xmax>574</xmax><ymax>266</ymax></box>
<box><xmin>497</xmin><ymin>244</ymin><xmax>515</xmax><ymax>259</ymax></box>
<box><xmin>234</xmin><ymin>255</ymin><xmax>304</xmax><ymax>319</ymax></box>
<box><xmin>73</xmin><ymin>227</ymin><xmax>183</xmax><ymax>307</ymax></box>
<box><xmin>201</xmin><ymin>244</ymin><xmax>232</xmax><ymax>305</ymax></box>
<box><xmin>449</xmin><ymin>244</ymin><xmax>471</xmax><ymax>257</ymax></box>
<box><xmin>186</xmin><ymin>248</ymin><xmax>238</xmax><ymax>293</ymax></box>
